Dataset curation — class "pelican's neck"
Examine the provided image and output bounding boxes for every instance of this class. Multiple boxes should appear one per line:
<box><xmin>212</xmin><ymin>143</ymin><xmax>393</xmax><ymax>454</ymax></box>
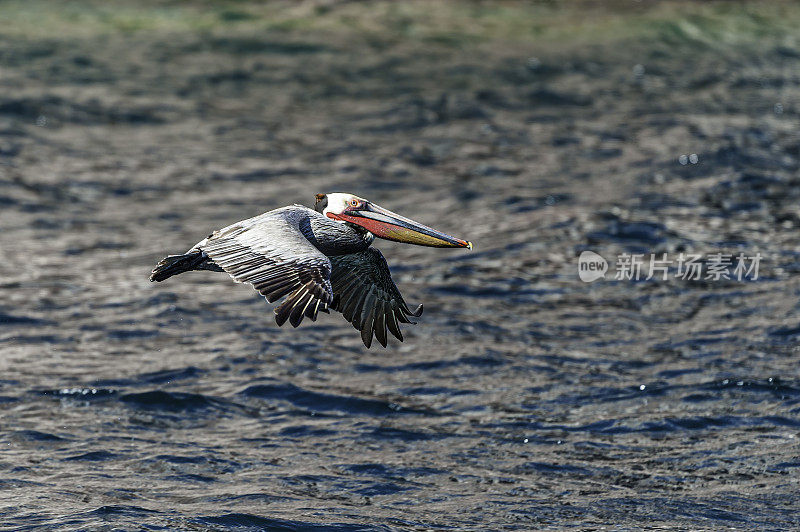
<box><xmin>305</xmin><ymin>212</ymin><xmax>373</xmax><ymax>256</ymax></box>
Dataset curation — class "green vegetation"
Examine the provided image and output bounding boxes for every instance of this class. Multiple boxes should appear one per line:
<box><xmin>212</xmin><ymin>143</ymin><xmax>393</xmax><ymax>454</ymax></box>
<box><xmin>1</xmin><ymin>0</ymin><xmax>798</xmax><ymax>51</ymax></box>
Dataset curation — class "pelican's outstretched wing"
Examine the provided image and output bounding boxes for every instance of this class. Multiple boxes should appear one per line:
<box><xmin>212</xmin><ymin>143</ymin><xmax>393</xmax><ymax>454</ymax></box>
<box><xmin>329</xmin><ymin>248</ymin><xmax>423</xmax><ymax>348</ymax></box>
<box><xmin>198</xmin><ymin>207</ymin><xmax>333</xmax><ymax>328</ymax></box>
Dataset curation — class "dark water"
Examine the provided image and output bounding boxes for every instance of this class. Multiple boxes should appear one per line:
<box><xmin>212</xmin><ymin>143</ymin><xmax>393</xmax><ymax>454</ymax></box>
<box><xmin>2</xmin><ymin>11</ymin><xmax>800</xmax><ymax>531</ymax></box>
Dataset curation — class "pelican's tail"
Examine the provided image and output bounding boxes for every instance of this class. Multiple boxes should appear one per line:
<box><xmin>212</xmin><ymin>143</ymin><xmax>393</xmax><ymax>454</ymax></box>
<box><xmin>149</xmin><ymin>250</ymin><xmax>222</xmax><ymax>282</ymax></box>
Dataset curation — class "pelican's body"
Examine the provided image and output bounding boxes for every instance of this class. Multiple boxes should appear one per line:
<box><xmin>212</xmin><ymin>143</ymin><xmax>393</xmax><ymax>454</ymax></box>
<box><xmin>150</xmin><ymin>193</ymin><xmax>472</xmax><ymax>347</ymax></box>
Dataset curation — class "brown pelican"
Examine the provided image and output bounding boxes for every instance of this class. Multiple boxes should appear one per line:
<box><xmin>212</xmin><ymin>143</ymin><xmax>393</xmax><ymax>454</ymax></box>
<box><xmin>150</xmin><ymin>193</ymin><xmax>473</xmax><ymax>347</ymax></box>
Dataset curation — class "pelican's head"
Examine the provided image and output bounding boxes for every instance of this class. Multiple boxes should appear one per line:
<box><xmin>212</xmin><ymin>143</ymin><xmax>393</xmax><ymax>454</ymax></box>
<box><xmin>314</xmin><ymin>193</ymin><xmax>473</xmax><ymax>249</ymax></box>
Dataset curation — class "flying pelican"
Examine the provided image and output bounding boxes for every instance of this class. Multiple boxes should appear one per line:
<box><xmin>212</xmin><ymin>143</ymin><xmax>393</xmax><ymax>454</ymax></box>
<box><xmin>150</xmin><ymin>193</ymin><xmax>473</xmax><ymax>347</ymax></box>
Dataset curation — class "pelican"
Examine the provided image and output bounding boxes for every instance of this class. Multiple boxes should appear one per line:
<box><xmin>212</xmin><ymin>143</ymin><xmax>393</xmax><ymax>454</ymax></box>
<box><xmin>150</xmin><ymin>193</ymin><xmax>473</xmax><ymax>347</ymax></box>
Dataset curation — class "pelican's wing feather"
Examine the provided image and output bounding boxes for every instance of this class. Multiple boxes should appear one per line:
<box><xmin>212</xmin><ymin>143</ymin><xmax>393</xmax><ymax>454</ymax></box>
<box><xmin>198</xmin><ymin>207</ymin><xmax>333</xmax><ymax>328</ymax></box>
<box><xmin>329</xmin><ymin>248</ymin><xmax>422</xmax><ymax>348</ymax></box>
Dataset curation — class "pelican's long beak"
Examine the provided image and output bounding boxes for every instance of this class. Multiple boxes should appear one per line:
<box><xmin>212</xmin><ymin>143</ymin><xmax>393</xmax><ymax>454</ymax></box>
<box><xmin>338</xmin><ymin>202</ymin><xmax>473</xmax><ymax>249</ymax></box>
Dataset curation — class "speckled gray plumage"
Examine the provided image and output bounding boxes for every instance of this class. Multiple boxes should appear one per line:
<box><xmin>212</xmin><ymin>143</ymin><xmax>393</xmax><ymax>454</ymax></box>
<box><xmin>157</xmin><ymin>204</ymin><xmax>416</xmax><ymax>346</ymax></box>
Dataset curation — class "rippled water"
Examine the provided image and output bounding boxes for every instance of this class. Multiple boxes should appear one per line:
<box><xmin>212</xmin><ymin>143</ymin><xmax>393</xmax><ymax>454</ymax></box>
<box><xmin>2</xmin><ymin>10</ymin><xmax>800</xmax><ymax>530</ymax></box>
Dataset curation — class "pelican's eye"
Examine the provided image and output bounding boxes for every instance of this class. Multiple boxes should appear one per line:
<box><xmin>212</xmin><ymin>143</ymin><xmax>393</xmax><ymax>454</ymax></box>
<box><xmin>349</xmin><ymin>199</ymin><xmax>360</xmax><ymax>208</ymax></box>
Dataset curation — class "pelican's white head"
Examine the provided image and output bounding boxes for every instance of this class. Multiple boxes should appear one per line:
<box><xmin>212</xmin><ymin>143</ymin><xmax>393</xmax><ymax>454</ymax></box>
<box><xmin>315</xmin><ymin>192</ymin><xmax>364</xmax><ymax>219</ymax></box>
<box><xmin>314</xmin><ymin>192</ymin><xmax>473</xmax><ymax>249</ymax></box>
